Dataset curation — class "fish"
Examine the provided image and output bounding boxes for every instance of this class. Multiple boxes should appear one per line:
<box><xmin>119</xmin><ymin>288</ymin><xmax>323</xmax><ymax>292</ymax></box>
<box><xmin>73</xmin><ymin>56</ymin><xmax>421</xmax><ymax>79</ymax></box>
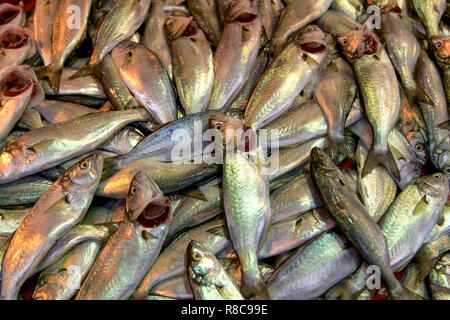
<box><xmin>132</xmin><ymin>219</ymin><xmax>231</xmax><ymax>299</ymax></box>
<box><xmin>33</xmin><ymin>240</ymin><xmax>102</xmax><ymax>300</ymax></box>
<box><xmin>207</xmin><ymin>0</ymin><xmax>261</xmax><ymax>111</ymax></box>
<box><xmin>0</xmin><ymin>26</ymin><xmax>35</xmax><ymax>70</ymax></box>
<box><xmin>263</xmin><ymin>99</ymin><xmax>362</xmax><ymax>148</ymax></box>
<box><xmin>380</xmin><ymin>11</ymin><xmax>432</xmax><ymax>106</ymax></box>
<box><xmin>257</xmin><ymin>0</ymin><xmax>283</xmax><ymax>41</ymax></box>
<box><xmin>337</xmin><ymin>29</ymin><xmax>401</xmax><ymax>180</ymax></box>
<box><xmin>400</xmin><ymin>263</ymin><xmax>430</xmax><ymax>300</ymax></box>
<box><xmin>429</xmin><ymin>253</ymin><xmax>450</xmax><ymax>300</ymax></box>
<box><xmin>97</xmin><ymin>161</ymin><xmax>219</xmax><ymax>199</ymax></box>
<box><xmin>414</xmin><ymin>234</ymin><xmax>450</xmax><ymax>282</ymax></box>
<box><xmin>0</xmin><ymin>208</ymin><xmax>29</xmax><ymax>237</ymax></box>
<box><xmin>35</xmin><ymin>0</ymin><xmax>93</xmax><ymax>93</ymax></box>
<box><xmin>267</xmin><ymin>232</ymin><xmax>361</xmax><ymax>300</ymax></box>
<box><xmin>33</xmin><ymin>0</ymin><xmax>59</xmax><ymax>66</ymax></box>
<box><xmin>33</xmin><ymin>224</ymin><xmax>112</xmax><ymax>275</ymax></box>
<box><xmin>0</xmin><ymin>66</ymin><xmax>39</xmax><ymax>141</ymax></box>
<box><xmin>411</xmin><ymin>0</ymin><xmax>446</xmax><ymax>37</ymax></box>
<box><xmin>166</xmin><ymin>16</ymin><xmax>214</xmax><ymax>115</ymax></box>
<box><xmin>76</xmin><ymin>172</ymin><xmax>171</xmax><ymax>300</ymax></box>
<box><xmin>111</xmin><ymin>41</ymin><xmax>177</xmax><ymax>125</ymax></box>
<box><xmin>211</xmin><ymin>114</ymin><xmax>271</xmax><ymax>299</ymax></box>
<box><xmin>33</xmin><ymin>100</ymin><xmax>98</xmax><ymax>124</ymax></box>
<box><xmin>0</xmin><ymin>175</ymin><xmax>52</xmax><ymax>207</ymax></box>
<box><xmin>425</xmin><ymin>204</ymin><xmax>450</xmax><ymax>243</ymax></box>
<box><xmin>331</xmin><ymin>0</ymin><xmax>364</xmax><ymax>23</ymax></box>
<box><xmin>429</xmin><ymin>35</ymin><xmax>450</xmax><ymax>103</ymax></box>
<box><xmin>310</xmin><ymin>147</ymin><xmax>421</xmax><ymax>300</ymax></box>
<box><xmin>70</xmin><ymin>0</ymin><xmax>152</xmax><ymax>80</ymax></box>
<box><xmin>0</xmin><ymin>154</ymin><xmax>103</xmax><ymax>299</ymax></box>
<box><xmin>187</xmin><ymin>240</ymin><xmax>244</xmax><ymax>300</ymax></box>
<box><xmin>313</xmin><ymin>41</ymin><xmax>357</xmax><ymax>161</ymax></box>
<box><xmin>244</xmin><ymin>25</ymin><xmax>329</xmax><ymax>130</ymax></box>
<box><xmin>270</xmin><ymin>172</ymin><xmax>323</xmax><ymax>224</ymax></box>
<box><xmin>271</xmin><ymin>0</ymin><xmax>333</xmax><ymax>55</ymax></box>
<box><xmin>316</xmin><ymin>10</ymin><xmax>363</xmax><ymax>38</ymax></box>
<box><xmin>142</xmin><ymin>0</ymin><xmax>173</xmax><ymax>78</ymax></box>
<box><xmin>187</xmin><ymin>0</ymin><xmax>222</xmax><ymax>46</ymax></box>
<box><xmin>99</xmin><ymin>127</ymin><xmax>144</xmax><ymax>156</ymax></box>
<box><xmin>0</xmin><ymin>3</ymin><xmax>25</xmax><ymax>34</ymax></box>
<box><xmin>97</xmin><ymin>54</ymin><xmax>142</xmax><ymax>110</ymax></box>
<box><xmin>166</xmin><ymin>178</ymin><xmax>222</xmax><ymax>244</ymax></box>
<box><xmin>414</xmin><ymin>49</ymin><xmax>449</xmax><ymax>172</ymax></box>
<box><xmin>0</xmin><ymin>108</ymin><xmax>149</xmax><ymax>184</ymax></box>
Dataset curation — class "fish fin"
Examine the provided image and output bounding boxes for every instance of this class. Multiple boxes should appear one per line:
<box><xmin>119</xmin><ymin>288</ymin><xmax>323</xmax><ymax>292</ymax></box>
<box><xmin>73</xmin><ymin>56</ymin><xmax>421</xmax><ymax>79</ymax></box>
<box><xmin>68</xmin><ymin>62</ymin><xmax>97</xmax><ymax>80</ymax></box>
<box><xmin>437</xmin><ymin>209</ymin><xmax>445</xmax><ymax>226</ymax></box>
<box><xmin>184</xmin><ymin>189</ymin><xmax>208</xmax><ymax>202</ymax></box>
<box><xmin>328</xmin><ymin>136</ymin><xmax>356</xmax><ymax>163</ymax></box>
<box><xmin>407</xmin><ymin>85</ymin><xmax>435</xmax><ymax>106</ymax></box>
<box><xmin>413</xmin><ymin>195</ymin><xmax>430</xmax><ymax>216</ymax></box>
<box><xmin>27</xmin><ymin>139</ymin><xmax>58</xmax><ymax>154</ymax></box>
<box><xmin>242</xmin><ymin>275</ymin><xmax>270</xmax><ymax>300</ymax></box>
<box><xmin>34</xmin><ymin>65</ymin><xmax>62</xmax><ymax>94</ymax></box>
<box><xmin>361</xmin><ymin>144</ymin><xmax>401</xmax><ymax>181</ymax></box>
<box><xmin>389</xmin><ymin>143</ymin><xmax>406</xmax><ymax>161</ymax></box>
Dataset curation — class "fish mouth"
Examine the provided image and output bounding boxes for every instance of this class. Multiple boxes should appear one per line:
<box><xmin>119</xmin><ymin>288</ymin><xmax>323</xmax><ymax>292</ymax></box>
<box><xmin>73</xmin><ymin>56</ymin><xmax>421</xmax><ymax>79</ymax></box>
<box><xmin>136</xmin><ymin>196</ymin><xmax>170</xmax><ymax>228</ymax></box>
<box><xmin>0</xmin><ymin>70</ymin><xmax>32</xmax><ymax>97</ymax></box>
<box><xmin>235</xmin><ymin>13</ymin><xmax>257</xmax><ymax>23</ymax></box>
<box><xmin>0</xmin><ymin>27</ymin><xmax>29</xmax><ymax>49</ymax></box>
<box><xmin>0</xmin><ymin>6</ymin><xmax>20</xmax><ymax>25</ymax></box>
<box><xmin>301</xmin><ymin>42</ymin><xmax>327</xmax><ymax>54</ymax></box>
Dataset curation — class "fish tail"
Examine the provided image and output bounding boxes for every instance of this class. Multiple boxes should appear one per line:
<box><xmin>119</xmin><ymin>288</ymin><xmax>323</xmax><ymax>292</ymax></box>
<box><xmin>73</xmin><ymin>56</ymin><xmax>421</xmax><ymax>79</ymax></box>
<box><xmin>34</xmin><ymin>64</ymin><xmax>62</xmax><ymax>94</ymax></box>
<box><xmin>241</xmin><ymin>272</ymin><xmax>270</xmax><ymax>300</ymax></box>
<box><xmin>68</xmin><ymin>62</ymin><xmax>97</xmax><ymax>80</ymax></box>
<box><xmin>361</xmin><ymin>144</ymin><xmax>400</xmax><ymax>181</ymax></box>
<box><xmin>390</xmin><ymin>285</ymin><xmax>425</xmax><ymax>300</ymax></box>
<box><xmin>414</xmin><ymin>251</ymin><xmax>437</xmax><ymax>282</ymax></box>
<box><xmin>328</xmin><ymin>135</ymin><xmax>356</xmax><ymax>163</ymax></box>
<box><xmin>404</xmin><ymin>83</ymin><xmax>434</xmax><ymax>107</ymax></box>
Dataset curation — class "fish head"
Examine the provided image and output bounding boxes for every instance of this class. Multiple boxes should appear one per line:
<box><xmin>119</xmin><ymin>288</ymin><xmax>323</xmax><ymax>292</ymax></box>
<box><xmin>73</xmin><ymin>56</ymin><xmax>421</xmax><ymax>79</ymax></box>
<box><xmin>0</xmin><ymin>66</ymin><xmax>34</xmax><ymax>99</ymax></box>
<box><xmin>210</xmin><ymin>114</ymin><xmax>256</xmax><ymax>152</ymax></box>
<box><xmin>310</xmin><ymin>147</ymin><xmax>339</xmax><ymax>174</ymax></box>
<box><xmin>226</xmin><ymin>0</ymin><xmax>258</xmax><ymax>24</ymax></box>
<box><xmin>164</xmin><ymin>15</ymin><xmax>195</xmax><ymax>41</ymax></box>
<box><xmin>416</xmin><ymin>172</ymin><xmax>449</xmax><ymax>203</ymax></box>
<box><xmin>336</xmin><ymin>29</ymin><xmax>366</xmax><ymax>62</ymax></box>
<box><xmin>406</xmin><ymin>133</ymin><xmax>428</xmax><ymax>166</ymax></box>
<box><xmin>126</xmin><ymin>171</ymin><xmax>171</xmax><ymax>228</ymax></box>
<box><xmin>429</xmin><ymin>36</ymin><xmax>450</xmax><ymax>69</ymax></box>
<box><xmin>111</xmin><ymin>127</ymin><xmax>144</xmax><ymax>155</ymax></box>
<box><xmin>0</xmin><ymin>25</ymin><xmax>32</xmax><ymax>51</ymax></box>
<box><xmin>0</xmin><ymin>144</ymin><xmax>21</xmax><ymax>183</ymax></box>
<box><xmin>66</xmin><ymin>153</ymin><xmax>104</xmax><ymax>190</ymax></box>
<box><xmin>0</xmin><ymin>3</ymin><xmax>25</xmax><ymax>29</ymax></box>
<box><xmin>187</xmin><ymin>240</ymin><xmax>218</xmax><ymax>281</ymax></box>
<box><xmin>294</xmin><ymin>25</ymin><xmax>329</xmax><ymax>63</ymax></box>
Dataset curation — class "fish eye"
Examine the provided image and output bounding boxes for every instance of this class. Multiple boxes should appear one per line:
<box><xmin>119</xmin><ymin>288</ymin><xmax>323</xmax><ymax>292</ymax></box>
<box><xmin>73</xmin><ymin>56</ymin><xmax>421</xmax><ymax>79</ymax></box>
<box><xmin>214</xmin><ymin>123</ymin><xmax>223</xmax><ymax>131</ymax></box>
<box><xmin>415</xmin><ymin>144</ymin><xmax>424</xmax><ymax>152</ymax></box>
<box><xmin>433</xmin><ymin>173</ymin><xmax>442</xmax><ymax>180</ymax></box>
<box><xmin>130</xmin><ymin>186</ymin><xmax>136</xmax><ymax>195</ymax></box>
<box><xmin>193</xmin><ymin>252</ymin><xmax>202</xmax><ymax>261</ymax></box>
<box><xmin>305</xmin><ymin>25</ymin><xmax>314</xmax><ymax>32</ymax></box>
<box><xmin>435</xmin><ymin>41</ymin><xmax>443</xmax><ymax>49</ymax></box>
<box><xmin>340</xmin><ymin>37</ymin><xmax>348</xmax><ymax>46</ymax></box>
<box><xmin>444</xmin><ymin>166</ymin><xmax>450</xmax><ymax>175</ymax></box>
<box><xmin>80</xmin><ymin>160</ymin><xmax>88</xmax><ymax>169</ymax></box>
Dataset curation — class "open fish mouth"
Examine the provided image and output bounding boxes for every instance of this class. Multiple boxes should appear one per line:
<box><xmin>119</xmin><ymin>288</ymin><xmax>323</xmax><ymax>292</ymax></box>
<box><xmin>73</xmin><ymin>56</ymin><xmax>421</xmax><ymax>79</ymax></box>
<box><xmin>136</xmin><ymin>197</ymin><xmax>171</xmax><ymax>228</ymax></box>
<box><xmin>0</xmin><ymin>7</ymin><xmax>20</xmax><ymax>26</ymax></box>
<box><xmin>301</xmin><ymin>41</ymin><xmax>327</xmax><ymax>54</ymax></box>
<box><xmin>0</xmin><ymin>27</ymin><xmax>29</xmax><ymax>49</ymax></box>
<box><xmin>235</xmin><ymin>13</ymin><xmax>257</xmax><ymax>23</ymax></box>
<box><xmin>0</xmin><ymin>70</ymin><xmax>32</xmax><ymax>97</ymax></box>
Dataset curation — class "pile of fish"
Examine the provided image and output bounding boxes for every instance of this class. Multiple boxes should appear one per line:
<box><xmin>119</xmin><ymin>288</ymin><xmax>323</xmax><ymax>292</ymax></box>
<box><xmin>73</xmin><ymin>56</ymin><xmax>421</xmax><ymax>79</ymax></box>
<box><xmin>0</xmin><ymin>0</ymin><xmax>448</xmax><ymax>300</ymax></box>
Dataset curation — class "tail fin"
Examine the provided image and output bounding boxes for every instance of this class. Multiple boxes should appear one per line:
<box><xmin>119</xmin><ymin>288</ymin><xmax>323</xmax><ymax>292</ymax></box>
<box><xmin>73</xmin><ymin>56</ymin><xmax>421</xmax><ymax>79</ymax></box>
<box><xmin>404</xmin><ymin>83</ymin><xmax>435</xmax><ymax>107</ymax></box>
<box><xmin>361</xmin><ymin>144</ymin><xmax>400</xmax><ymax>181</ymax></box>
<box><xmin>241</xmin><ymin>273</ymin><xmax>270</xmax><ymax>300</ymax></box>
<box><xmin>68</xmin><ymin>62</ymin><xmax>97</xmax><ymax>80</ymax></box>
<box><xmin>35</xmin><ymin>64</ymin><xmax>62</xmax><ymax>94</ymax></box>
<box><xmin>328</xmin><ymin>135</ymin><xmax>356</xmax><ymax>163</ymax></box>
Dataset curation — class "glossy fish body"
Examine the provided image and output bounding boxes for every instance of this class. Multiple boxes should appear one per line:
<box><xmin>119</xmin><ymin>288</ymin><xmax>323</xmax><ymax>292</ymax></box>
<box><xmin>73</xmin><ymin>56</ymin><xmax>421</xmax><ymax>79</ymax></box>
<box><xmin>245</xmin><ymin>25</ymin><xmax>328</xmax><ymax>129</ymax></box>
<box><xmin>429</xmin><ymin>253</ymin><xmax>450</xmax><ymax>300</ymax></box>
<box><xmin>77</xmin><ymin>172</ymin><xmax>171</xmax><ymax>300</ymax></box>
<box><xmin>33</xmin><ymin>0</ymin><xmax>58</xmax><ymax>66</ymax></box>
<box><xmin>0</xmin><ymin>208</ymin><xmax>29</xmax><ymax>236</ymax></box>
<box><xmin>258</xmin><ymin>0</ymin><xmax>283</xmax><ymax>41</ymax></box>
<box><xmin>166</xmin><ymin>17</ymin><xmax>214</xmax><ymax>115</ymax></box>
<box><xmin>411</xmin><ymin>0</ymin><xmax>446</xmax><ymax>37</ymax></box>
<box><xmin>207</xmin><ymin>0</ymin><xmax>261</xmax><ymax>111</ymax></box>
<box><xmin>267</xmin><ymin>232</ymin><xmax>361</xmax><ymax>300</ymax></box>
<box><xmin>187</xmin><ymin>0</ymin><xmax>222</xmax><ymax>46</ymax></box>
<box><xmin>187</xmin><ymin>241</ymin><xmax>244</xmax><ymax>300</ymax></box>
<box><xmin>0</xmin><ymin>154</ymin><xmax>103</xmax><ymax>299</ymax></box>
<box><xmin>112</xmin><ymin>42</ymin><xmax>177</xmax><ymax>125</ymax></box>
<box><xmin>0</xmin><ymin>109</ymin><xmax>149</xmax><ymax>184</ymax></box>
<box><xmin>0</xmin><ymin>175</ymin><xmax>52</xmax><ymax>207</ymax></box>
<box><xmin>271</xmin><ymin>0</ymin><xmax>333</xmax><ymax>55</ymax></box>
